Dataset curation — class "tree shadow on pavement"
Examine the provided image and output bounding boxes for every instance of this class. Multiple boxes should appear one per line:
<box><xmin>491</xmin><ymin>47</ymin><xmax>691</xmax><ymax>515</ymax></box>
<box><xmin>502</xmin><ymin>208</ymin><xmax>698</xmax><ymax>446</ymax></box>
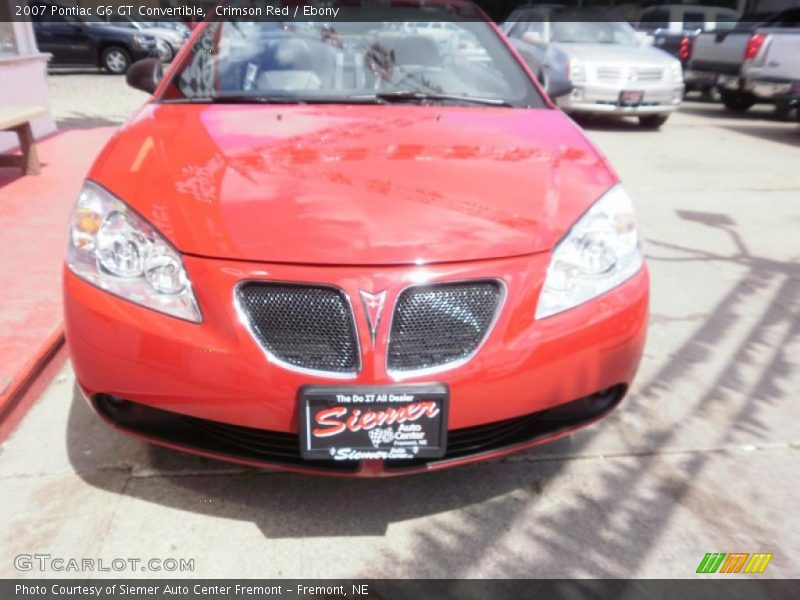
<box><xmin>354</xmin><ymin>210</ymin><xmax>800</xmax><ymax>577</ymax></box>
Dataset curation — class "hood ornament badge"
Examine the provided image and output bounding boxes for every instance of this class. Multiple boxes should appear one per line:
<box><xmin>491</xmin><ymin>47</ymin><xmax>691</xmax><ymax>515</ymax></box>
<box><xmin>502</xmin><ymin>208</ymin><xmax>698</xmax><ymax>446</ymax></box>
<box><xmin>359</xmin><ymin>290</ymin><xmax>387</xmax><ymax>346</ymax></box>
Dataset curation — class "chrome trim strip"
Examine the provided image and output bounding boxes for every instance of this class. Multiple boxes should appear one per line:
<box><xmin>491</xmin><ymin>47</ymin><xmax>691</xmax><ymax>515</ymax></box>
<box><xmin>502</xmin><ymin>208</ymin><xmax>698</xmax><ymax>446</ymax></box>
<box><xmin>385</xmin><ymin>278</ymin><xmax>508</xmax><ymax>381</ymax></box>
<box><xmin>233</xmin><ymin>280</ymin><xmax>362</xmax><ymax>380</ymax></box>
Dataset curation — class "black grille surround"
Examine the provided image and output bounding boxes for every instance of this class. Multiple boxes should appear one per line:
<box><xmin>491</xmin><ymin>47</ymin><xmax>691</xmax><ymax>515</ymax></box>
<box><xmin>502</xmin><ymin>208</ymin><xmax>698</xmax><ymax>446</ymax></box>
<box><xmin>90</xmin><ymin>386</ymin><xmax>625</xmax><ymax>475</ymax></box>
<box><xmin>236</xmin><ymin>282</ymin><xmax>360</xmax><ymax>377</ymax></box>
<box><xmin>387</xmin><ymin>280</ymin><xmax>504</xmax><ymax>375</ymax></box>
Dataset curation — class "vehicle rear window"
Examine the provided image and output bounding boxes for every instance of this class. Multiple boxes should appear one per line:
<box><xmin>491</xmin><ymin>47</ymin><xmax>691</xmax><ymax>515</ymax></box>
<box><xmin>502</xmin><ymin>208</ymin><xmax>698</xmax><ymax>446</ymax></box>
<box><xmin>638</xmin><ymin>8</ymin><xmax>670</xmax><ymax>32</ymax></box>
<box><xmin>683</xmin><ymin>12</ymin><xmax>706</xmax><ymax>30</ymax></box>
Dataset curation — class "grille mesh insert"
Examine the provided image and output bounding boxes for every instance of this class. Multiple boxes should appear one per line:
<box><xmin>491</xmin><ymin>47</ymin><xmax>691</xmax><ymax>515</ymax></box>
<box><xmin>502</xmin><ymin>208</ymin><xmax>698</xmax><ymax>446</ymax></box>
<box><xmin>237</xmin><ymin>283</ymin><xmax>359</xmax><ymax>374</ymax></box>
<box><xmin>388</xmin><ymin>280</ymin><xmax>502</xmax><ymax>372</ymax></box>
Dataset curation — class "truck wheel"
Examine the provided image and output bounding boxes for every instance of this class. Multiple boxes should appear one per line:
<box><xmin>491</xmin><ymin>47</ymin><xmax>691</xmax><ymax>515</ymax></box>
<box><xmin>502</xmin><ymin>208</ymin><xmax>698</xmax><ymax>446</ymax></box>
<box><xmin>102</xmin><ymin>46</ymin><xmax>131</xmax><ymax>74</ymax></box>
<box><xmin>639</xmin><ymin>114</ymin><xmax>670</xmax><ymax>129</ymax></box>
<box><xmin>720</xmin><ymin>90</ymin><xmax>756</xmax><ymax>112</ymax></box>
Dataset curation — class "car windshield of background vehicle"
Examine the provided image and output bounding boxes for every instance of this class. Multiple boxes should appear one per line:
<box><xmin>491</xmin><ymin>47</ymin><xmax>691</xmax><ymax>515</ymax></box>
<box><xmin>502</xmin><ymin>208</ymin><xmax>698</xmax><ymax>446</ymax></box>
<box><xmin>551</xmin><ymin>21</ymin><xmax>638</xmax><ymax>45</ymax></box>
<box><xmin>159</xmin><ymin>20</ymin><xmax>546</xmax><ymax>108</ymax></box>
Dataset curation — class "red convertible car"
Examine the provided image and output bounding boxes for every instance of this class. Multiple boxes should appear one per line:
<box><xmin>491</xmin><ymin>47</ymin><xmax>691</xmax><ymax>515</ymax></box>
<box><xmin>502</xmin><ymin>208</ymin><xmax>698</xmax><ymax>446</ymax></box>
<box><xmin>63</xmin><ymin>5</ymin><xmax>648</xmax><ymax>476</ymax></box>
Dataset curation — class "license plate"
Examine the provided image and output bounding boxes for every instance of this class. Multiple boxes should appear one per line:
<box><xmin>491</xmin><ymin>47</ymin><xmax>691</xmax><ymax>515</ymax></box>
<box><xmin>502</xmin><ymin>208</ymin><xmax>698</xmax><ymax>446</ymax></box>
<box><xmin>298</xmin><ymin>384</ymin><xmax>448</xmax><ymax>461</ymax></box>
<box><xmin>619</xmin><ymin>90</ymin><xmax>644</xmax><ymax>107</ymax></box>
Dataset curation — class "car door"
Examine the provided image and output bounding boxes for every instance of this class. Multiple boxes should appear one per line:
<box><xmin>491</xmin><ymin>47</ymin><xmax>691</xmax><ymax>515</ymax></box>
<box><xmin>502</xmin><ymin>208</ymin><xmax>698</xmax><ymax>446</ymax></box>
<box><xmin>33</xmin><ymin>16</ymin><xmax>81</xmax><ymax>64</ymax></box>
<box><xmin>32</xmin><ymin>7</ymin><xmax>92</xmax><ymax>65</ymax></box>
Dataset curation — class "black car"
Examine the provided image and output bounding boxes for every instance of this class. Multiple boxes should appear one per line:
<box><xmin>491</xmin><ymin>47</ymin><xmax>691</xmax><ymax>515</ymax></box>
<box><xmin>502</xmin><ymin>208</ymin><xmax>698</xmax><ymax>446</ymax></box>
<box><xmin>32</xmin><ymin>3</ymin><xmax>158</xmax><ymax>74</ymax></box>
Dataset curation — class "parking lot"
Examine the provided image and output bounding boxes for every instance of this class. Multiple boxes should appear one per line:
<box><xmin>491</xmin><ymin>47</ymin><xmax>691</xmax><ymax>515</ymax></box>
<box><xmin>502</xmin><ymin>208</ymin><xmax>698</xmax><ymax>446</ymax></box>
<box><xmin>1</xmin><ymin>72</ymin><xmax>798</xmax><ymax>578</ymax></box>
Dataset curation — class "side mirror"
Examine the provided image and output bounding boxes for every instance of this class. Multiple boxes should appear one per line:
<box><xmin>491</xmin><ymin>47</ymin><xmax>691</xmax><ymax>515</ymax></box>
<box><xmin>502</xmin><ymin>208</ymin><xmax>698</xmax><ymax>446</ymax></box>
<box><xmin>546</xmin><ymin>77</ymin><xmax>574</xmax><ymax>99</ymax></box>
<box><xmin>126</xmin><ymin>58</ymin><xmax>163</xmax><ymax>94</ymax></box>
<box><xmin>521</xmin><ymin>31</ymin><xmax>546</xmax><ymax>48</ymax></box>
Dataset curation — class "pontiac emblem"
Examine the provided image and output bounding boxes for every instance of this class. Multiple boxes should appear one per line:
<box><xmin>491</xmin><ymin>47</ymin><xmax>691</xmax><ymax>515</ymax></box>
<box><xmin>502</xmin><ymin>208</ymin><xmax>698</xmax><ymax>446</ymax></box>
<box><xmin>359</xmin><ymin>290</ymin><xmax>386</xmax><ymax>346</ymax></box>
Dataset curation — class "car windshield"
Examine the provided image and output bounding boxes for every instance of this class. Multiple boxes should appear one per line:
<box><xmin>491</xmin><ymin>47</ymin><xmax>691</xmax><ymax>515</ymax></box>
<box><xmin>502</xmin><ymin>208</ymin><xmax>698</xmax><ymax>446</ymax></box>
<box><xmin>551</xmin><ymin>21</ymin><xmax>638</xmax><ymax>45</ymax></box>
<box><xmin>160</xmin><ymin>19</ymin><xmax>545</xmax><ymax>108</ymax></box>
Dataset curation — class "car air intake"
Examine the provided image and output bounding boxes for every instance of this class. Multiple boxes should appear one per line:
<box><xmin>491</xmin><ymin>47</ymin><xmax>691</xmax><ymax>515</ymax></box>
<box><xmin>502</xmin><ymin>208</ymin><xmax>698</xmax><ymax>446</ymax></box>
<box><xmin>236</xmin><ymin>282</ymin><xmax>360</xmax><ymax>376</ymax></box>
<box><xmin>387</xmin><ymin>280</ymin><xmax>503</xmax><ymax>373</ymax></box>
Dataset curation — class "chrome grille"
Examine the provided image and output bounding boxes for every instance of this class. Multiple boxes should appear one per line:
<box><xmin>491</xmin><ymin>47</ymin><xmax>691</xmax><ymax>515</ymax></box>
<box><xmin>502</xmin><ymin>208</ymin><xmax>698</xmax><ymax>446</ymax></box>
<box><xmin>236</xmin><ymin>282</ymin><xmax>359</xmax><ymax>376</ymax></box>
<box><xmin>387</xmin><ymin>280</ymin><xmax>503</xmax><ymax>374</ymax></box>
<box><xmin>596</xmin><ymin>66</ymin><xmax>623</xmax><ymax>82</ymax></box>
<box><xmin>633</xmin><ymin>67</ymin><xmax>664</xmax><ymax>81</ymax></box>
<box><xmin>595</xmin><ymin>66</ymin><xmax>664</xmax><ymax>82</ymax></box>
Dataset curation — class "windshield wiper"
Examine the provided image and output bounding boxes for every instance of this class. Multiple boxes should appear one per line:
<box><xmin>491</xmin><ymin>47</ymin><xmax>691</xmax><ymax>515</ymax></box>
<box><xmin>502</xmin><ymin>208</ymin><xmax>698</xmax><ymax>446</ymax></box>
<box><xmin>210</xmin><ymin>95</ymin><xmax>309</xmax><ymax>105</ymax></box>
<box><xmin>366</xmin><ymin>91</ymin><xmax>514</xmax><ymax>107</ymax></box>
<box><xmin>162</xmin><ymin>94</ymin><xmax>391</xmax><ymax>105</ymax></box>
<box><xmin>161</xmin><ymin>93</ymin><xmax>512</xmax><ymax>107</ymax></box>
<box><xmin>159</xmin><ymin>96</ymin><xmax>303</xmax><ymax>105</ymax></box>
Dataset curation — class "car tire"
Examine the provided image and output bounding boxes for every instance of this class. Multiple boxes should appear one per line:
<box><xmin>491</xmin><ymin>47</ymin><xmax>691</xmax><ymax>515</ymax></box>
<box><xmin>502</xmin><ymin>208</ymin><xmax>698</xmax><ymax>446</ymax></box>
<box><xmin>720</xmin><ymin>90</ymin><xmax>756</xmax><ymax>112</ymax></box>
<box><xmin>639</xmin><ymin>114</ymin><xmax>669</xmax><ymax>129</ymax></box>
<box><xmin>102</xmin><ymin>46</ymin><xmax>132</xmax><ymax>75</ymax></box>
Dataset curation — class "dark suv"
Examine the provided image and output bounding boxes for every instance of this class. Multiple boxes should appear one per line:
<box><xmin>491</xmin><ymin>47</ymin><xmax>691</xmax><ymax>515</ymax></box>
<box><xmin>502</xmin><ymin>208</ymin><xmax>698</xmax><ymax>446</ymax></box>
<box><xmin>32</xmin><ymin>3</ymin><xmax>158</xmax><ymax>74</ymax></box>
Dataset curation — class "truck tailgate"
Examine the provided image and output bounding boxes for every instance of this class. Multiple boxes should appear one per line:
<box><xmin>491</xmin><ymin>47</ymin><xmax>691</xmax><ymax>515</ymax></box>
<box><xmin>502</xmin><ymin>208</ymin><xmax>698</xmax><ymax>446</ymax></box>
<box><xmin>691</xmin><ymin>32</ymin><xmax>749</xmax><ymax>74</ymax></box>
<box><xmin>760</xmin><ymin>33</ymin><xmax>800</xmax><ymax>80</ymax></box>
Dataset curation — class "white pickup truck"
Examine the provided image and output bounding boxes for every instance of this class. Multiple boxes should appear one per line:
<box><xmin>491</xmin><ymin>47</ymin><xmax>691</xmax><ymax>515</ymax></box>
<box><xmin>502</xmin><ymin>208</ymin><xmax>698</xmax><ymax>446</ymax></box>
<box><xmin>742</xmin><ymin>29</ymin><xmax>800</xmax><ymax>117</ymax></box>
<box><xmin>687</xmin><ymin>7</ymin><xmax>800</xmax><ymax>112</ymax></box>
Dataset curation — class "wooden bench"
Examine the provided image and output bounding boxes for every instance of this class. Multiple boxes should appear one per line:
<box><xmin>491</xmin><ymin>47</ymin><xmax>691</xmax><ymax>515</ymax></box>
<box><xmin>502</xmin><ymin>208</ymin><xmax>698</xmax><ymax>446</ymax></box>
<box><xmin>0</xmin><ymin>106</ymin><xmax>46</xmax><ymax>176</ymax></box>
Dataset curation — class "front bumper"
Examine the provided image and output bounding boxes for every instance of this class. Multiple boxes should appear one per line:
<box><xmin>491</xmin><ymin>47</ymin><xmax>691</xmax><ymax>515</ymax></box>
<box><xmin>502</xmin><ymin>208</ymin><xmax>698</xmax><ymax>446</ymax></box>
<box><xmin>684</xmin><ymin>69</ymin><xmax>720</xmax><ymax>87</ymax></box>
<box><xmin>557</xmin><ymin>82</ymin><xmax>684</xmax><ymax>116</ymax></box>
<box><xmin>64</xmin><ymin>253</ymin><xmax>649</xmax><ymax>476</ymax></box>
<box><xmin>131</xmin><ymin>44</ymin><xmax>159</xmax><ymax>62</ymax></box>
<box><xmin>743</xmin><ymin>77</ymin><xmax>800</xmax><ymax>101</ymax></box>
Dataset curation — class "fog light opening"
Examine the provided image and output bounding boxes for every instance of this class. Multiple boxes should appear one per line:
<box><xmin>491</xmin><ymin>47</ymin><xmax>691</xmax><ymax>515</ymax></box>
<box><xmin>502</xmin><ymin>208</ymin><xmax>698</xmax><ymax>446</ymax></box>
<box><xmin>106</xmin><ymin>395</ymin><xmax>128</xmax><ymax>408</ymax></box>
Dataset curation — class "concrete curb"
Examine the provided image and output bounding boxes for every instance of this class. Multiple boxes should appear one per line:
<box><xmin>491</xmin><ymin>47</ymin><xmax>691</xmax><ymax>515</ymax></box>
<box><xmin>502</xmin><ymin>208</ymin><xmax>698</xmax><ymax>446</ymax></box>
<box><xmin>0</xmin><ymin>329</ymin><xmax>66</xmax><ymax>443</ymax></box>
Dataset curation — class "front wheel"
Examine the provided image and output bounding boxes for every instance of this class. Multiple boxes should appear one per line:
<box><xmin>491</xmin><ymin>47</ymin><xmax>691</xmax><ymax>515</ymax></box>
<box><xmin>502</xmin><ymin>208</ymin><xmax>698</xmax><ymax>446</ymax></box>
<box><xmin>720</xmin><ymin>90</ymin><xmax>756</xmax><ymax>112</ymax></box>
<box><xmin>102</xmin><ymin>46</ymin><xmax>131</xmax><ymax>74</ymax></box>
<box><xmin>639</xmin><ymin>114</ymin><xmax>670</xmax><ymax>129</ymax></box>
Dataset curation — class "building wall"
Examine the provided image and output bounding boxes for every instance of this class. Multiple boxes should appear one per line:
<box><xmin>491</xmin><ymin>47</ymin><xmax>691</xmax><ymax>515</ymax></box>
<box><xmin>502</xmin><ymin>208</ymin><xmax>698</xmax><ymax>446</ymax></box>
<box><xmin>0</xmin><ymin>4</ymin><xmax>56</xmax><ymax>152</ymax></box>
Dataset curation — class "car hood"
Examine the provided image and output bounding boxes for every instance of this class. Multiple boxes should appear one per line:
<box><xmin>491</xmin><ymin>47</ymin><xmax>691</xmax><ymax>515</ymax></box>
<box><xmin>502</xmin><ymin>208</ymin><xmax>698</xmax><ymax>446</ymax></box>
<box><xmin>554</xmin><ymin>42</ymin><xmax>676</xmax><ymax>65</ymax></box>
<box><xmin>91</xmin><ymin>104</ymin><xmax>616</xmax><ymax>266</ymax></box>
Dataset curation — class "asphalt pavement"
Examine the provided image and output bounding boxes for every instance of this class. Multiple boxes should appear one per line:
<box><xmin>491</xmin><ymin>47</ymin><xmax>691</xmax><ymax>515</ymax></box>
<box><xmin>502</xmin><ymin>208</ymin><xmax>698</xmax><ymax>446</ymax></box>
<box><xmin>1</xmin><ymin>73</ymin><xmax>798</xmax><ymax>578</ymax></box>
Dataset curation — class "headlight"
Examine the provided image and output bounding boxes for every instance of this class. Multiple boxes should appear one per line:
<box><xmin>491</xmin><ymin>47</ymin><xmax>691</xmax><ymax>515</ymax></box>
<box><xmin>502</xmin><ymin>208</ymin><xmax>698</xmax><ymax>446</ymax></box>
<box><xmin>67</xmin><ymin>181</ymin><xmax>201</xmax><ymax>323</ymax></box>
<box><xmin>156</xmin><ymin>39</ymin><xmax>171</xmax><ymax>60</ymax></box>
<box><xmin>568</xmin><ymin>58</ymin><xmax>586</xmax><ymax>83</ymax></box>
<box><xmin>132</xmin><ymin>34</ymin><xmax>148</xmax><ymax>48</ymax></box>
<box><xmin>670</xmin><ymin>61</ymin><xmax>684</xmax><ymax>83</ymax></box>
<box><xmin>535</xmin><ymin>184</ymin><xmax>644</xmax><ymax>319</ymax></box>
